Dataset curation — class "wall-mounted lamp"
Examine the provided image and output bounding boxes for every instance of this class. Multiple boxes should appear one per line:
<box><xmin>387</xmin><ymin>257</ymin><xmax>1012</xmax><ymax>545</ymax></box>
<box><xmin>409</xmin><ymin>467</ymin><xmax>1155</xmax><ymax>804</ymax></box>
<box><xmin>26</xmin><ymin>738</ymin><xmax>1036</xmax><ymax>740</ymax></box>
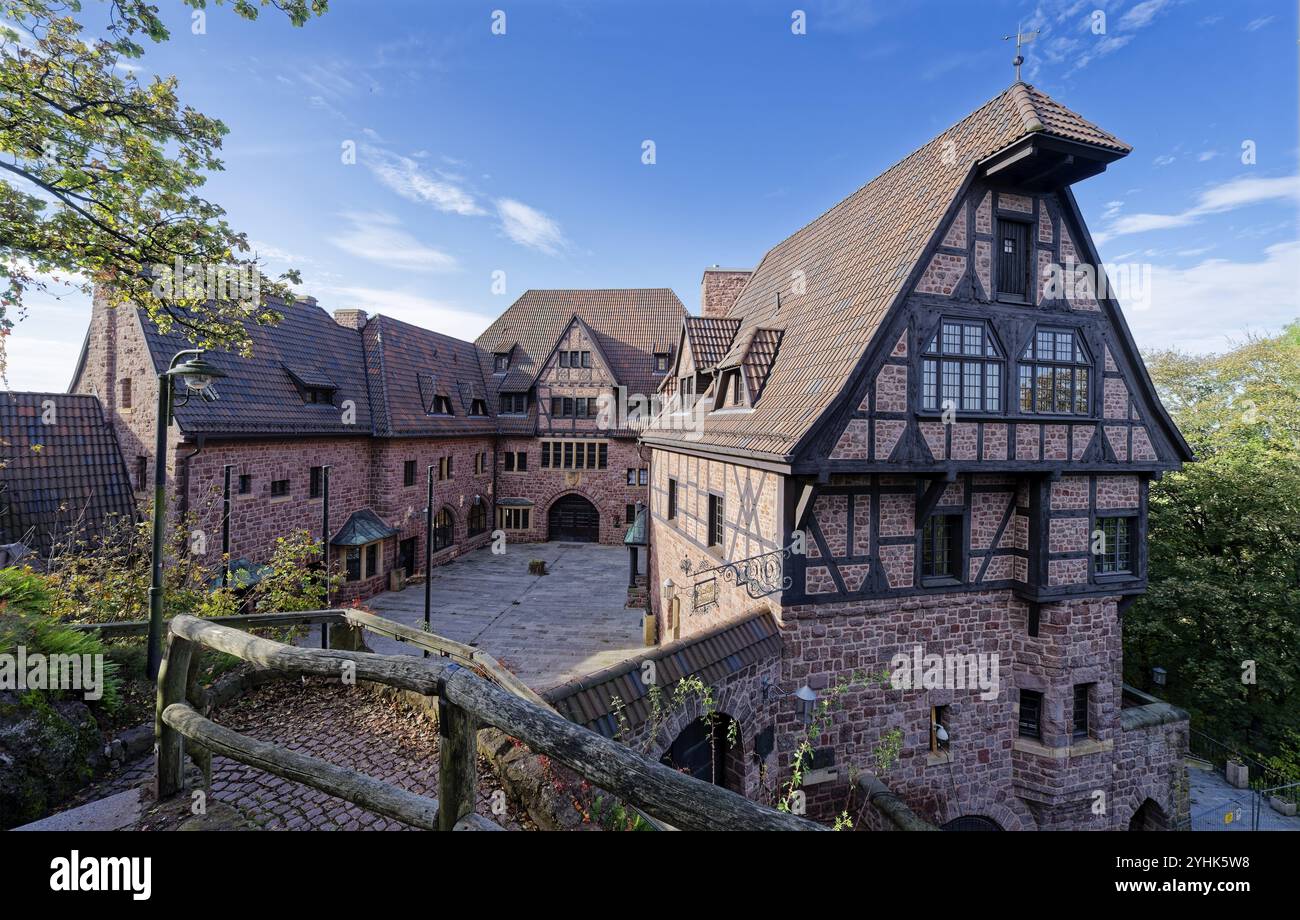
<box><xmin>1151</xmin><ymin>666</ymin><xmax>1167</xmax><ymax>688</ymax></box>
<box><xmin>794</xmin><ymin>684</ymin><xmax>818</xmax><ymax>725</ymax></box>
<box><xmin>661</xmin><ymin>577</ymin><xmax>676</xmax><ymax>602</ymax></box>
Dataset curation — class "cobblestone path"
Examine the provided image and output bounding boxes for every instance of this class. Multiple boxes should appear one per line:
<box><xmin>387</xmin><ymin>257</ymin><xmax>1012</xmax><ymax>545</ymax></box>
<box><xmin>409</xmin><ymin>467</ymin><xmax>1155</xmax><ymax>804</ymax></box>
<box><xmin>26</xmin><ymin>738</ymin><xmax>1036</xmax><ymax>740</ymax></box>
<box><xmin>68</xmin><ymin>678</ymin><xmax>529</xmax><ymax>831</ymax></box>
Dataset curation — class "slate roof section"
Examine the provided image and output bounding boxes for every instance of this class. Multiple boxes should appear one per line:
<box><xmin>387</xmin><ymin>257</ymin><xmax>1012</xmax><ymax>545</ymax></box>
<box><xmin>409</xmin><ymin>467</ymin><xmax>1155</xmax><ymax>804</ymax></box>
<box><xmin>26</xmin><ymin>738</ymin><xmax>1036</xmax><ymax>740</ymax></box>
<box><xmin>683</xmin><ymin>316</ymin><xmax>741</xmax><ymax>371</ymax></box>
<box><xmin>545</xmin><ymin>610</ymin><xmax>782</xmax><ymax>738</ymax></box>
<box><xmin>0</xmin><ymin>392</ymin><xmax>137</xmax><ymax>559</ymax></box>
<box><xmin>644</xmin><ymin>83</ymin><xmax>1130</xmax><ymax>459</ymax></box>
<box><xmin>475</xmin><ymin>289</ymin><xmax>687</xmax><ymax>404</ymax></box>
<box><xmin>137</xmin><ymin>300</ymin><xmax>373</xmax><ymax>437</ymax></box>
<box><xmin>330</xmin><ymin>508</ymin><xmax>397</xmax><ymax>546</ymax></box>
<box><xmin>362</xmin><ymin>314</ymin><xmax>496</xmax><ymax>438</ymax></box>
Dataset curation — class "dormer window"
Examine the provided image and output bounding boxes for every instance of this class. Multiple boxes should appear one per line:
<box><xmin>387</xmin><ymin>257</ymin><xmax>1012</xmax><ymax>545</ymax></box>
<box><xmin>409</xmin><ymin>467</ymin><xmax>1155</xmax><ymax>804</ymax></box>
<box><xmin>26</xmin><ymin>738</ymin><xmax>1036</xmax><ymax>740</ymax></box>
<box><xmin>500</xmin><ymin>392</ymin><xmax>527</xmax><ymax>415</ymax></box>
<box><xmin>469</xmin><ymin>398</ymin><xmax>488</xmax><ymax>416</ymax></box>
<box><xmin>715</xmin><ymin>368</ymin><xmax>745</xmax><ymax>409</ymax></box>
<box><xmin>679</xmin><ymin>376</ymin><xmax>696</xmax><ymax>410</ymax></box>
<box><xmin>284</xmin><ymin>364</ymin><xmax>337</xmax><ymax>407</ymax></box>
<box><xmin>429</xmin><ymin>395</ymin><xmax>454</xmax><ymax>416</ymax></box>
<box><xmin>654</xmin><ymin>353</ymin><xmax>669</xmax><ymax>373</ymax></box>
<box><xmin>921</xmin><ymin>319</ymin><xmax>1004</xmax><ymax>413</ymax></box>
<box><xmin>494</xmin><ymin>353</ymin><xmax>510</xmax><ymax>373</ymax></box>
<box><xmin>1018</xmin><ymin>327</ymin><xmax>1091</xmax><ymax>415</ymax></box>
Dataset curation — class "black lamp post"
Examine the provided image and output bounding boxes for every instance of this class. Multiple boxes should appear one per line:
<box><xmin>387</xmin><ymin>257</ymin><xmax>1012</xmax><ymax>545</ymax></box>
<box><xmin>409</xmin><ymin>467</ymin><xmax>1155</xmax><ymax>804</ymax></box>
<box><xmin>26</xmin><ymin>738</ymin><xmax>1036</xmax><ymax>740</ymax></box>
<box><xmin>146</xmin><ymin>349</ymin><xmax>225</xmax><ymax>679</ymax></box>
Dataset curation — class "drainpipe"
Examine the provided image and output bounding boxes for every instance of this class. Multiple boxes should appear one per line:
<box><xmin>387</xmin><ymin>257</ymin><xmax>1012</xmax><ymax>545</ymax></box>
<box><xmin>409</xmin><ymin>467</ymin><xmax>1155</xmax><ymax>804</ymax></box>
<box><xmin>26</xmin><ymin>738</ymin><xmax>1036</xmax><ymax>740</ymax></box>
<box><xmin>855</xmin><ymin>774</ymin><xmax>939</xmax><ymax>831</ymax></box>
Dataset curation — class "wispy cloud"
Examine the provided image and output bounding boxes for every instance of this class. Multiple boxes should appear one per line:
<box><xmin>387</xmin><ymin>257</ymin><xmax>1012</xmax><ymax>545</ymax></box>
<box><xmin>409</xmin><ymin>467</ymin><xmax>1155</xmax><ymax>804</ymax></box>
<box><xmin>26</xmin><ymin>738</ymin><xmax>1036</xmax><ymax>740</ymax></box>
<box><xmin>328</xmin><ymin>211</ymin><xmax>458</xmax><ymax>273</ymax></box>
<box><xmin>308</xmin><ymin>283</ymin><xmax>494</xmax><ymax>340</ymax></box>
<box><xmin>364</xmin><ymin>148</ymin><xmax>485</xmax><ymax>217</ymax></box>
<box><xmin>1094</xmin><ymin>174</ymin><xmax>1300</xmax><ymax>243</ymax></box>
<box><xmin>1245</xmin><ymin>16</ymin><xmax>1275</xmax><ymax>32</ymax></box>
<box><xmin>1128</xmin><ymin>240</ymin><xmax>1300</xmax><ymax>353</ymax></box>
<box><xmin>495</xmin><ymin>198</ymin><xmax>568</xmax><ymax>255</ymax></box>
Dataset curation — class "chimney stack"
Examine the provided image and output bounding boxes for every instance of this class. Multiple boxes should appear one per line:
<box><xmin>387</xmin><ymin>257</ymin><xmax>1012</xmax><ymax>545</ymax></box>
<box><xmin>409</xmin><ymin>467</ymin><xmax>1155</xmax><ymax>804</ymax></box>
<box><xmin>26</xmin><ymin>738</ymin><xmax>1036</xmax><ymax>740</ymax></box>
<box><xmin>700</xmin><ymin>266</ymin><xmax>751</xmax><ymax>318</ymax></box>
<box><xmin>333</xmin><ymin>308</ymin><xmax>369</xmax><ymax>330</ymax></box>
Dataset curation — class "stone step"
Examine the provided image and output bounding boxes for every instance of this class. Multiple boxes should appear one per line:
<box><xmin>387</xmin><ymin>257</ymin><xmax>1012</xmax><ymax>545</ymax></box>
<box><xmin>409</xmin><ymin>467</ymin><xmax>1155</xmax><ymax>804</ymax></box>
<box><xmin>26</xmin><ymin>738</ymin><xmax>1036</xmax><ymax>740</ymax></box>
<box><xmin>13</xmin><ymin>787</ymin><xmax>142</xmax><ymax>832</ymax></box>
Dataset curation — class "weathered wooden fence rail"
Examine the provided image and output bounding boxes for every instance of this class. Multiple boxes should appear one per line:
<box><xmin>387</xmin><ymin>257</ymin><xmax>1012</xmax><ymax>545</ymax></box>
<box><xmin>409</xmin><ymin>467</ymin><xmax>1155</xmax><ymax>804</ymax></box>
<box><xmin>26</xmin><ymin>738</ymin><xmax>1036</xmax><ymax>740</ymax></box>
<box><xmin>156</xmin><ymin>614</ymin><xmax>823</xmax><ymax>832</ymax></box>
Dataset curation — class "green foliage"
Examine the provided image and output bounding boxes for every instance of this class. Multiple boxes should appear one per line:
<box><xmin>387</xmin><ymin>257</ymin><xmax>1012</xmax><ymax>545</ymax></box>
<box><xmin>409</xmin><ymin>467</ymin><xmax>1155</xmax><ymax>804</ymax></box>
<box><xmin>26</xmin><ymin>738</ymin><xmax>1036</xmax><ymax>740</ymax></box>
<box><xmin>1129</xmin><ymin>323</ymin><xmax>1300</xmax><ymax>760</ymax></box>
<box><xmin>45</xmin><ymin>505</ymin><xmax>232</xmax><ymax>625</ymax></box>
<box><xmin>0</xmin><ymin>566</ymin><xmax>121</xmax><ymax>710</ymax></box>
<box><xmin>249</xmin><ymin>530</ymin><xmax>339</xmax><ymax>613</ymax></box>
<box><xmin>0</xmin><ymin>0</ymin><xmax>327</xmax><ymax>371</ymax></box>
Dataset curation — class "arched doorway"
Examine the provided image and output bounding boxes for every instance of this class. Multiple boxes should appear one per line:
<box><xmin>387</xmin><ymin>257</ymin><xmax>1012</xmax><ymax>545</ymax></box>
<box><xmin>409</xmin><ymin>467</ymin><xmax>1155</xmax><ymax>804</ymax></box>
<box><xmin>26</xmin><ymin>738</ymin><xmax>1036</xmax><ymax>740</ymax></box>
<box><xmin>942</xmin><ymin>815</ymin><xmax>1003</xmax><ymax>831</ymax></box>
<box><xmin>548</xmin><ymin>494</ymin><xmax>599</xmax><ymax>542</ymax></box>
<box><xmin>660</xmin><ymin>715</ymin><xmax>743</xmax><ymax>791</ymax></box>
<box><xmin>1128</xmin><ymin>798</ymin><xmax>1169</xmax><ymax>831</ymax></box>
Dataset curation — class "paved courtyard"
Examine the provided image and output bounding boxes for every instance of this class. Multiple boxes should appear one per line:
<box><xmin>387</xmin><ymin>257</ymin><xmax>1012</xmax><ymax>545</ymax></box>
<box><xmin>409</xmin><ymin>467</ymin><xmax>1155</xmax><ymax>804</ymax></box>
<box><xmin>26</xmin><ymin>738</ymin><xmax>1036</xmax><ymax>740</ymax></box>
<box><xmin>1187</xmin><ymin>762</ymin><xmax>1300</xmax><ymax>831</ymax></box>
<box><xmin>311</xmin><ymin>541</ymin><xmax>647</xmax><ymax>693</ymax></box>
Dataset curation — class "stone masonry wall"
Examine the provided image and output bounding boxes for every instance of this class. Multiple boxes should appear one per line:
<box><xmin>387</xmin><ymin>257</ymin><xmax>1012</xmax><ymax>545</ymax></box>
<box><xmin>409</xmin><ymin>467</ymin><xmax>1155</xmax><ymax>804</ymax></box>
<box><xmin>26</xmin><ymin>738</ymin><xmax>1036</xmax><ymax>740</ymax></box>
<box><xmin>648</xmin><ymin>449</ymin><xmax>784</xmax><ymax>642</ymax></box>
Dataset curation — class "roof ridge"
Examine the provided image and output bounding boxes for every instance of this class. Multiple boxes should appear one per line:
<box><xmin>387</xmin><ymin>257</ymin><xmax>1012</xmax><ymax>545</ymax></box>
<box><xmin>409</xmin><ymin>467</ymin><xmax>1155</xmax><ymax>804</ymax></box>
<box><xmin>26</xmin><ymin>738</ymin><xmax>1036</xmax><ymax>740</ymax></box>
<box><xmin>1008</xmin><ymin>81</ymin><xmax>1046</xmax><ymax>134</ymax></box>
<box><xmin>734</xmin><ymin>85</ymin><xmax>1022</xmax><ymax>273</ymax></box>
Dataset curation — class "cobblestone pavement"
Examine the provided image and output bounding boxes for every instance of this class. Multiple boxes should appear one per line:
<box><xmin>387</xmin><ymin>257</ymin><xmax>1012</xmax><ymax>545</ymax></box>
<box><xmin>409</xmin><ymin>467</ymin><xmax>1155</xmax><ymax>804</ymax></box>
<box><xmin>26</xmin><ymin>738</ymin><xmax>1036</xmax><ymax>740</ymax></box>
<box><xmin>308</xmin><ymin>541</ymin><xmax>647</xmax><ymax>692</ymax></box>
<box><xmin>66</xmin><ymin>678</ymin><xmax>531</xmax><ymax>831</ymax></box>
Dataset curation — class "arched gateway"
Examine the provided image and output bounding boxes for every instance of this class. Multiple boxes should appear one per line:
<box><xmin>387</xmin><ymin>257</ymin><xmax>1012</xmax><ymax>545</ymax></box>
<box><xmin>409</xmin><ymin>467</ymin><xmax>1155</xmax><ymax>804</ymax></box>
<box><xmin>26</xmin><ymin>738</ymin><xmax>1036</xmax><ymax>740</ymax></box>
<box><xmin>547</xmin><ymin>493</ymin><xmax>600</xmax><ymax>542</ymax></box>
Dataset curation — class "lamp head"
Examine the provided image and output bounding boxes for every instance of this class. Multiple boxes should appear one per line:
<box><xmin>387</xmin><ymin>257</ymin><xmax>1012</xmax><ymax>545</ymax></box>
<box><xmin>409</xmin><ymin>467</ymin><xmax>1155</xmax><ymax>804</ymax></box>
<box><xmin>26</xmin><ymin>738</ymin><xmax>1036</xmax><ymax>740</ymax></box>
<box><xmin>168</xmin><ymin>353</ymin><xmax>225</xmax><ymax>395</ymax></box>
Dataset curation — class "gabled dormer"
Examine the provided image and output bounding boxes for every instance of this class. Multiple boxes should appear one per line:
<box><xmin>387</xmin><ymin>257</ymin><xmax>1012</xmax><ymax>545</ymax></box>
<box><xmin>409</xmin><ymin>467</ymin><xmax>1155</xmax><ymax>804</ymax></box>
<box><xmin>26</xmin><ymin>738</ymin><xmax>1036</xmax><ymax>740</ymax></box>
<box><xmin>283</xmin><ymin>363</ymin><xmax>337</xmax><ymax>407</ymax></box>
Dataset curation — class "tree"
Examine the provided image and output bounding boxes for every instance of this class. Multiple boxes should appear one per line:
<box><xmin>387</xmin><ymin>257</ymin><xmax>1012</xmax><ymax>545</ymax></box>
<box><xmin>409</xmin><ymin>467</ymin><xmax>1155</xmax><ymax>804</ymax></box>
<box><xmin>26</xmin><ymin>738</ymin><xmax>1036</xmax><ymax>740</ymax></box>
<box><xmin>1127</xmin><ymin>323</ymin><xmax>1300</xmax><ymax>758</ymax></box>
<box><xmin>0</xmin><ymin>0</ymin><xmax>327</xmax><ymax>373</ymax></box>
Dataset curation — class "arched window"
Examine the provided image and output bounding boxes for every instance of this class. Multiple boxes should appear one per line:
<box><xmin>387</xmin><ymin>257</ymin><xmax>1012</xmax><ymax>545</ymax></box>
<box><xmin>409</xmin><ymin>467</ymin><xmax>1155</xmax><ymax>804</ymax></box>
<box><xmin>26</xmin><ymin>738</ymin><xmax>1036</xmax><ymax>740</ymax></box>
<box><xmin>432</xmin><ymin>507</ymin><xmax>454</xmax><ymax>551</ymax></box>
<box><xmin>1018</xmin><ymin>327</ymin><xmax>1091</xmax><ymax>415</ymax></box>
<box><xmin>921</xmin><ymin>319</ymin><xmax>1003</xmax><ymax>412</ymax></box>
<box><xmin>468</xmin><ymin>501</ymin><xmax>487</xmax><ymax>536</ymax></box>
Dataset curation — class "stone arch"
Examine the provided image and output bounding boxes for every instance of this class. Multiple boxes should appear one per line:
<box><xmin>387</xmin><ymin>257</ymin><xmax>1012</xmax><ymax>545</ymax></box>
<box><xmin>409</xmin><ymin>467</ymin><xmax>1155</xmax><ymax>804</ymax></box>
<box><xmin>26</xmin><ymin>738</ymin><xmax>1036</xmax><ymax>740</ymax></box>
<box><xmin>941</xmin><ymin>814</ymin><xmax>1004</xmax><ymax>831</ymax></box>
<box><xmin>1116</xmin><ymin>778</ymin><xmax>1174</xmax><ymax>832</ymax></box>
<box><xmin>546</xmin><ymin>491</ymin><xmax>601</xmax><ymax>542</ymax></box>
<box><xmin>432</xmin><ymin>504</ymin><xmax>457</xmax><ymax>552</ymax></box>
<box><xmin>936</xmin><ymin>794</ymin><xmax>1036</xmax><ymax>832</ymax></box>
<box><xmin>1127</xmin><ymin>797</ymin><xmax>1170</xmax><ymax>831</ymax></box>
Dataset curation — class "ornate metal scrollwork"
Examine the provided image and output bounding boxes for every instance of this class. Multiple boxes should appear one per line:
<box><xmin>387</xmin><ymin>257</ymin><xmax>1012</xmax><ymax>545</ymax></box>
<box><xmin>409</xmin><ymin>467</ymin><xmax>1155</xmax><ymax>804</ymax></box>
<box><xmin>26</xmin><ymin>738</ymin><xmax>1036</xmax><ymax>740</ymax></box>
<box><xmin>681</xmin><ymin>544</ymin><xmax>794</xmax><ymax>605</ymax></box>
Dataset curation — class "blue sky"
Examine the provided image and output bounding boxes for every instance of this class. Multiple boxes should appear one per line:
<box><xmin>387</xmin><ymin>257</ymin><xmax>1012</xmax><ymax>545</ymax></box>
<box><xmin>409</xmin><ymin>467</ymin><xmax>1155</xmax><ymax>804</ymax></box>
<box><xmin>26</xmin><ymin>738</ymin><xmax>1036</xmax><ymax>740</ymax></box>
<box><xmin>6</xmin><ymin>0</ymin><xmax>1298</xmax><ymax>392</ymax></box>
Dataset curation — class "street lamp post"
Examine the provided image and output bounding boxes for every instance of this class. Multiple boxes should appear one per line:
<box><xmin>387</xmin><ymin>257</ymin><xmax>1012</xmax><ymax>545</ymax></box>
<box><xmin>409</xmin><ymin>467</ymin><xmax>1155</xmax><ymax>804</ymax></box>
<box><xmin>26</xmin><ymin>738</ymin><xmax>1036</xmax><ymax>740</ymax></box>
<box><xmin>146</xmin><ymin>349</ymin><xmax>225</xmax><ymax>679</ymax></box>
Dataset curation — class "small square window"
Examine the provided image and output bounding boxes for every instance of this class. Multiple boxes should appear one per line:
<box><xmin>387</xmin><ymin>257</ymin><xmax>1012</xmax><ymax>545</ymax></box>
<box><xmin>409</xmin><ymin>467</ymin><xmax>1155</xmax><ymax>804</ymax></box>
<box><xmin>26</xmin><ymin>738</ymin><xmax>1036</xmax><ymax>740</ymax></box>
<box><xmin>1018</xmin><ymin>690</ymin><xmax>1043</xmax><ymax>740</ymax></box>
<box><xmin>238</xmin><ymin>474</ymin><xmax>252</xmax><ymax>495</ymax></box>
<box><xmin>1094</xmin><ymin>516</ymin><xmax>1134</xmax><ymax>575</ymax></box>
<box><xmin>270</xmin><ymin>479</ymin><xmax>290</xmax><ymax>498</ymax></box>
<box><xmin>921</xmin><ymin>514</ymin><xmax>962</xmax><ymax>581</ymax></box>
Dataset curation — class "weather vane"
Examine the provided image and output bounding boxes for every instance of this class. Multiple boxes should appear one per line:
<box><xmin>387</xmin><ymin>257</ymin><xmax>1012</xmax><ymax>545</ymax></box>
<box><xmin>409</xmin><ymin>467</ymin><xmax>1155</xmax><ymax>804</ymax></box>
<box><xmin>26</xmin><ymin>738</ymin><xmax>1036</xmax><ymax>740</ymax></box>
<box><xmin>1003</xmin><ymin>24</ymin><xmax>1039</xmax><ymax>82</ymax></box>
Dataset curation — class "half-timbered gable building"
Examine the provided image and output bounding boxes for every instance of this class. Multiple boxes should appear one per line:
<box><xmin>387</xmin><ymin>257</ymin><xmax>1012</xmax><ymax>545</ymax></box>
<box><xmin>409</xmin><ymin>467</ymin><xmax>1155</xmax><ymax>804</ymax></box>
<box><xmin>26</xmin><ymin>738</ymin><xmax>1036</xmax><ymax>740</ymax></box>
<box><xmin>474</xmin><ymin>289</ymin><xmax>686</xmax><ymax>544</ymax></box>
<box><xmin>637</xmin><ymin>83</ymin><xmax>1193</xmax><ymax>830</ymax></box>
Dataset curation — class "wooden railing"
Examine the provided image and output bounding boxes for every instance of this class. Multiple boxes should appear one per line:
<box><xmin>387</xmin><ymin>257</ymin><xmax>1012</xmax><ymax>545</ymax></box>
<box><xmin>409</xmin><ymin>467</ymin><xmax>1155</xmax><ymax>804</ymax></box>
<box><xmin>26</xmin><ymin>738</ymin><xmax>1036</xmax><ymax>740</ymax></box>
<box><xmin>156</xmin><ymin>614</ymin><xmax>823</xmax><ymax>832</ymax></box>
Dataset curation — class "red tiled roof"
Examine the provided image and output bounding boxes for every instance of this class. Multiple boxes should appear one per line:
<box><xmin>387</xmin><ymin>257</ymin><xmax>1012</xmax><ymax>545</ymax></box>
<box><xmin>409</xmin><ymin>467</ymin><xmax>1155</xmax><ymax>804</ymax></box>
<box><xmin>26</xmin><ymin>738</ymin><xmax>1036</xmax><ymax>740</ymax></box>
<box><xmin>545</xmin><ymin>610</ymin><xmax>782</xmax><ymax>738</ymax></box>
<box><xmin>684</xmin><ymin>316</ymin><xmax>741</xmax><ymax>371</ymax></box>
<box><xmin>139</xmin><ymin>300</ymin><xmax>374</xmax><ymax>437</ymax></box>
<box><xmin>0</xmin><ymin>392</ymin><xmax>137</xmax><ymax>558</ymax></box>
<box><xmin>363</xmin><ymin>315</ymin><xmax>496</xmax><ymax>438</ymax></box>
<box><xmin>645</xmin><ymin>83</ymin><xmax>1129</xmax><ymax>459</ymax></box>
